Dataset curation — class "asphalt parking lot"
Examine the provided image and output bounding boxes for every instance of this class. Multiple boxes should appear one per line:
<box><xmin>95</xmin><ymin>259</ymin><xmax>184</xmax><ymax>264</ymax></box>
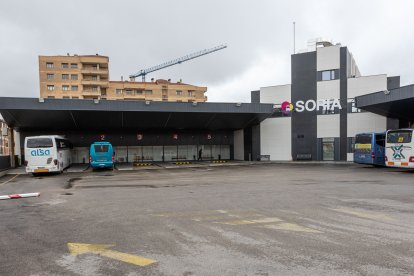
<box><xmin>0</xmin><ymin>163</ymin><xmax>414</xmax><ymax>275</ymax></box>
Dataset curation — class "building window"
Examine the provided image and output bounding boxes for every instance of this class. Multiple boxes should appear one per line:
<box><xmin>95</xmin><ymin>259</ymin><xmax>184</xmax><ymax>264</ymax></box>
<box><xmin>91</xmin><ymin>86</ymin><xmax>98</xmax><ymax>91</ymax></box>
<box><xmin>46</xmin><ymin>62</ymin><xmax>54</xmax><ymax>68</ymax></box>
<box><xmin>63</xmin><ymin>96</ymin><xmax>70</xmax><ymax>99</ymax></box>
<box><xmin>176</xmin><ymin>90</ymin><xmax>182</xmax><ymax>96</ymax></box>
<box><xmin>72</xmin><ymin>96</ymin><xmax>79</xmax><ymax>99</ymax></box>
<box><xmin>116</xmin><ymin>89</ymin><xmax>123</xmax><ymax>95</ymax></box>
<box><xmin>71</xmin><ymin>74</ymin><xmax>78</xmax><ymax>80</ymax></box>
<box><xmin>47</xmin><ymin>85</ymin><xmax>54</xmax><ymax>91</ymax></box>
<box><xmin>62</xmin><ymin>85</ymin><xmax>70</xmax><ymax>91</ymax></box>
<box><xmin>318</xmin><ymin>69</ymin><xmax>339</xmax><ymax>81</ymax></box>
<box><xmin>136</xmin><ymin>90</ymin><xmax>143</xmax><ymax>95</ymax></box>
<box><xmin>71</xmin><ymin>85</ymin><xmax>78</xmax><ymax>91</ymax></box>
<box><xmin>71</xmin><ymin>63</ymin><xmax>78</xmax><ymax>69</ymax></box>
<box><xmin>144</xmin><ymin>90</ymin><xmax>153</xmax><ymax>95</ymax></box>
<box><xmin>47</xmin><ymin>74</ymin><xmax>54</xmax><ymax>80</ymax></box>
<box><xmin>188</xmin><ymin>91</ymin><xmax>193</xmax><ymax>97</ymax></box>
<box><xmin>125</xmin><ymin>89</ymin><xmax>133</xmax><ymax>95</ymax></box>
<box><xmin>47</xmin><ymin>96</ymin><xmax>55</xmax><ymax>99</ymax></box>
<box><xmin>62</xmin><ymin>74</ymin><xmax>69</xmax><ymax>80</ymax></box>
<box><xmin>61</xmin><ymin>63</ymin><xmax>69</xmax><ymax>69</ymax></box>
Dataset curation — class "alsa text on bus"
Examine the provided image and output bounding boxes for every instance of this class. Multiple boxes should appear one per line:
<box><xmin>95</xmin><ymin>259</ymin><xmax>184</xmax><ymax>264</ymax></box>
<box><xmin>30</xmin><ymin>149</ymin><xmax>51</xmax><ymax>156</ymax></box>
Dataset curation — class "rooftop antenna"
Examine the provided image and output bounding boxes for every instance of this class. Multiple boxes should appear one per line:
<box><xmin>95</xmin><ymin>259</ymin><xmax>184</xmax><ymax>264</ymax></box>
<box><xmin>293</xmin><ymin>21</ymin><xmax>296</xmax><ymax>54</ymax></box>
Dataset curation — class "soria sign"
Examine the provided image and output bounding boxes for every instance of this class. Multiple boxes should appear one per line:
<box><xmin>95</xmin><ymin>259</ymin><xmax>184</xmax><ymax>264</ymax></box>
<box><xmin>281</xmin><ymin>99</ymin><xmax>342</xmax><ymax>114</ymax></box>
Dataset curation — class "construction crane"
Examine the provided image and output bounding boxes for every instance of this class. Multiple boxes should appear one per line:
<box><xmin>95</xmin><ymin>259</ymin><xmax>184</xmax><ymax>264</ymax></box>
<box><xmin>129</xmin><ymin>44</ymin><xmax>227</xmax><ymax>82</ymax></box>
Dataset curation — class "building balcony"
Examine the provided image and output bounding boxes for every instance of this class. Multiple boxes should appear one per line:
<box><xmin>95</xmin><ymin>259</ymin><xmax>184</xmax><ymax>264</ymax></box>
<box><xmin>82</xmin><ymin>90</ymin><xmax>101</xmax><ymax>95</ymax></box>
<box><xmin>81</xmin><ymin>80</ymin><xmax>109</xmax><ymax>87</ymax></box>
<box><xmin>81</xmin><ymin>68</ymin><xmax>109</xmax><ymax>75</ymax></box>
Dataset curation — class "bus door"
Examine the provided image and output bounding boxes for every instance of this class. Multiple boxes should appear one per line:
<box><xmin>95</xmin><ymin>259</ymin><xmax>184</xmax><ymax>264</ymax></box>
<box><xmin>373</xmin><ymin>133</ymin><xmax>386</xmax><ymax>165</ymax></box>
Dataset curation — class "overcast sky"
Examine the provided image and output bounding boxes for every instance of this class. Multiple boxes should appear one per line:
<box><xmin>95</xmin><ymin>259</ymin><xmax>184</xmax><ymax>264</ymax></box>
<box><xmin>1</xmin><ymin>0</ymin><xmax>414</xmax><ymax>103</ymax></box>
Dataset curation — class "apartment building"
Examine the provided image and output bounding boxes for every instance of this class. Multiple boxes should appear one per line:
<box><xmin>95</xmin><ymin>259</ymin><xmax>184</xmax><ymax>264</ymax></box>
<box><xmin>39</xmin><ymin>54</ymin><xmax>207</xmax><ymax>102</ymax></box>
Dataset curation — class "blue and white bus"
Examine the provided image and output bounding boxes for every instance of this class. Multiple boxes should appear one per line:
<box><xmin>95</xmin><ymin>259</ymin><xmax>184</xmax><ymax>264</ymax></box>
<box><xmin>25</xmin><ymin>135</ymin><xmax>72</xmax><ymax>175</ymax></box>
<box><xmin>353</xmin><ymin>132</ymin><xmax>386</xmax><ymax>166</ymax></box>
<box><xmin>385</xmin><ymin>128</ymin><xmax>414</xmax><ymax>168</ymax></box>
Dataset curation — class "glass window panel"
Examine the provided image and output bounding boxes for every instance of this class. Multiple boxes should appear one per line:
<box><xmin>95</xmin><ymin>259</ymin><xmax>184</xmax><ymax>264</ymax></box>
<box><xmin>114</xmin><ymin>146</ymin><xmax>128</xmax><ymax>163</ymax></box>
<box><xmin>199</xmin><ymin>145</ymin><xmax>212</xmax><ymax>160</ymax></box>
<box><xmin>212</xmin><ymin>145</ymin><xmax>221</xmax><ymax>160</ymax></box>
<box><xmin>220</xmin><ymin>145</ymin><xmax>230</xmax><ymax>159</ymax></box>
<box><xmin>163</xmin><ymin>145</ymin><xmax>177</xmax><ymax>162</ymax></box>
<box><xmin>177</xmin><ymin>145</ymin><xmax>188</xmax><ymax>160</ymax></box>
<box><xmin>188</xmin><ymin>145</ymin><xmax>198</xmax><ymax>161</ymax></box>
<box><xmin>153</xmin><ymin>146</ymin><xmax>163</xmax><ymax>162</ymax></box>
<box><xmin>142</xmin><ymin>146</ymin><xmax>153</xmax><ymax>161</ymax></box>
<box><xmin>322</xmin><ymin>71</ymin><xmax>331</xmax><ymax>81</ymax></box>
<box><xmin>128</xmin><ymin>146</ymin><xmax>142</xmax><ymax>162</ymax></box>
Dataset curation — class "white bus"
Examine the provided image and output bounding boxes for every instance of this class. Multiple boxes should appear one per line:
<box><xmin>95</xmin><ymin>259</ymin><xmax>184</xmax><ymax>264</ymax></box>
<box><xmin>24</xmin><ymin>135</ymin><xmax>72</xmax><ymax>175</ymax></box>
<box><xmin>385</xmin><ymin>128</ymin><xmax>414</xmax><ymax>168</ymax></box>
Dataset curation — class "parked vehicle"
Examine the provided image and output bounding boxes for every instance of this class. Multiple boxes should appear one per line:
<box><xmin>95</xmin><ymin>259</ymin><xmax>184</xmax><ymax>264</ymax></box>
<box><xmin>353</xmin><ymin>132</ymin><xmax>386</xmax><ymax>166</ymax></box>
<box><xmin>385</xmin><ymin>128</ymin><xmax>414</xmax><ymax>168</ymax></box>
<box><xmin>25</xmin><ymin>135</ymin><xmax>72</xmax><ymax>175</ymax></box>
<box><xmin>89</xmin><ymin>141</ymin><xmax>114</xmax><ymax>169</ymax></box>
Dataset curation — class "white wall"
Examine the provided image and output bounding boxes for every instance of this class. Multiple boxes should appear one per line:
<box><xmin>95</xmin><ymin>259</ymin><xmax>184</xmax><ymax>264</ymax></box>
<box><xmin>260</xmin><ymin>117</ymin><xmax>292</xmax><ymax>161</ymax></box>
<box><xmin>233</xmin><ymin>129</ymin><xmax>244</xmax><ymax>160</ymax></box>
<box><xmin>317</xmin><ymin>115</ymin><xmax>340</xmax><ymax>138</ymax></box>
<box><xmin>347</xmin><ymin>113</ymin><xmax>387</xmax><ymax>137</ymax></box>
<box><xmin>260</xmin><ymin>84</ymin><xmax>291</xmax><ymax>104</ymax></box>
<box><xmin>317</xmin><ymin>79</ymin><xmax>340</xmax><ymax>99</ymax></box>
<box><xmin>348</xmin><ymin>75</ymin><xmax>387</xmax><ymax>98</ymax></box>
<box><xmin>317</xmin><ymin>45</ymin><xmax>340</xmax><ymax>71</ymax></box>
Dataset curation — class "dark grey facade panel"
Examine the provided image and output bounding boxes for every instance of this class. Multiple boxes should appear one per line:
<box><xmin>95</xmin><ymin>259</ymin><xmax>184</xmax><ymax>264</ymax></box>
<box><xmin>251</xmin><ymin>90</ymin><xmax>260</xmax><ymax>103</ymax></box>
<box><xmin>355</xmin><ymin>84</ymin><xmax>414</xmax><ymax>120</ymax></box>
<box><xmin>251</xmin><ymin>124</ymin><xmax>261</xmax><ymax>161</ymax></box>
<box><xmin>291</xmin><ymin>52</ymin><xmax>317</xmax><ymax>161</ymax></box>
<box><xmin>0</xmin><ymin>156</ymin><xmax>10</xmax><ymax>171</ymax></box>
<box><xmin>339</xmin><ymin>47</ymin><xmax>348</xmax><ymax>161</ymax></box>
<box><xmin>0</xmin><ymin>97</ymin><xmax>274</xmax><ymax>114</ymax></box>
<box><xmin>334</xmin><ymin>137</ymin><xmax>341</xmax><ymax>161</ymax></box>
<box><xmin>356</xmin><ymin>84</ymin><xmax>414</xmax><ymax>107</ymax></box>
<box><xmin>243</xmin><ymin>127</ymin><xmax>252</xmax><ymax>161</ymax></box>
<box><xmin>386</xmin><ymin>117</ymin><xmax>399</xmax><ymax>130</ymax></box>
<box><xmin>387</xmin><ymin>76</ymin><xmax>400</xmax><ymax>90</ymax></box>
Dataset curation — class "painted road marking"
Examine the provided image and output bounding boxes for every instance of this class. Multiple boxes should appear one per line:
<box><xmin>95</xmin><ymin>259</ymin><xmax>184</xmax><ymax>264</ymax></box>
<box><xmin>332</xmin><ymin>207</ymin><xmax>393</xmax><ymax>222</ymax></box>
<box><xmin>215</xmin><ymin>217</ymin><xmax>282</xmax><ymax>225</ymax></box>
<box><xmin>0</xmin><ymin>174</ymin><xmax>19</xmax><ymax>187</ymax></box>
<box><xmin>67</xmin><ymin>243</ymin><xmax>157</xmax><ymax>267</ymax></box>
<box><xmin>263</xmin><ymin>223</ymin><xmax>322</xmax><ymax>233</ymax></box>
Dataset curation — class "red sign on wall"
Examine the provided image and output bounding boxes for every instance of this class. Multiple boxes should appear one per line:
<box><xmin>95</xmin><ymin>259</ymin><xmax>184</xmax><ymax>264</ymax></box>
<box><xmin>172</xmin><ymin>133</ymin><xmax>178</xmax><ymax>140</ymax></box>
<box><xmin>137</xmin><ymin>134</ymin><xmax>143</xmax><ymax>141</ymax></box>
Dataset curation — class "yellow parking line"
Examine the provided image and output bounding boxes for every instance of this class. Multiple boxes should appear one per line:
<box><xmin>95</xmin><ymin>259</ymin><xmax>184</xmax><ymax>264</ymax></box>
<box><xmin>332</xmin><ymin>207</ymin><xmax>393</xmax><ymax>222</ymax></box>
<box><xmin>0</xmin><ymin>174</ymin><xmax>19</xmax><ymax>187</ymax></box>
<box><xmin>263</xmin><ymin>223</ymin><xmax>322</xmax><ymax>233</ymax></box>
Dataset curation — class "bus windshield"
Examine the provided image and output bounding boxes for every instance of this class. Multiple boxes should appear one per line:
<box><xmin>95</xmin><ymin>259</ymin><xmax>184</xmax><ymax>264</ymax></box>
<box><xmin>27</xmin><ymin>138</ymin><xmax>53</xmax><ymax>148</ymax></box>
<box><xmin>387</xmin><ymin>130</ymin><xmax>412</xmax><ymax>144</ymax></box>
<box><xmin>94</xmin><ymin>145</ymin><xmax>109</xmax><ymax>152</ymax></box>
<box><xmin>355</xmin><ymin>134</ymin><xmax>372</xmax><ymax>144</ymax></box>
